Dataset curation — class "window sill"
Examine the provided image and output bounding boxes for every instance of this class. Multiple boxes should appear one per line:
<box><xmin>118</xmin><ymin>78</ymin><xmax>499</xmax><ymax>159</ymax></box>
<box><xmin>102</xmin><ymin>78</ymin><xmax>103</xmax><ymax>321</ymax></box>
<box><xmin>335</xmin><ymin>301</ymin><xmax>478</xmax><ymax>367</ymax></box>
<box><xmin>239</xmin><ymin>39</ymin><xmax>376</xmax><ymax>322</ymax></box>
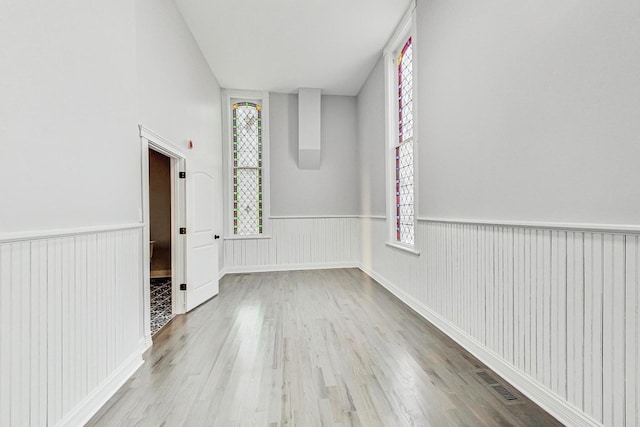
<box><xmin>385</xmin><ymin>241</ymin><xmax>420</xmax><ymax>256</ymax></box>
<box><xmin>224</xmin><ymin>235</ymin><xmax>272</xmax><ymax>241</ymax></box>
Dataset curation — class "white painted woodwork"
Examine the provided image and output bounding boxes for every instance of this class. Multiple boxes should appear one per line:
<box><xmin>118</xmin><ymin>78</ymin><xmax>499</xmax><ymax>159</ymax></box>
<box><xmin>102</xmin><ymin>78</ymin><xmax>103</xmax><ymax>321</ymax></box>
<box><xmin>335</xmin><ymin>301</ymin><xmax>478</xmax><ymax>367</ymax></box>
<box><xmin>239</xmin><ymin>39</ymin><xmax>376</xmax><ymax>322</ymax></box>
<box><xmin>0</xmin><ymin>226</ymin><xmax>144</xmax><ymax>426</ymax></box>
<box><xmin>298</xmin><ymin>88</ymin><xmax>322</xmax><ymax>169</ymax></box>
<box><xmin>222</xmin><ymin>217</ymin><xmax>360</xmax><ymax>273</ymax></box>
<box><xmin>141</xmin><ymin>127</ymin><xmax>219</xmax><ymax>314</ymax></box>
<box><xmin>358</xmin><ymin>217</ymin><xmax>640</xmax><ymax>427</ymax></box>
<box><xmin>140</xmin><ymin>128</ymin><xmax>188</xmax><ymax>331</ymax></box>
<box><xmin>186</xmin><ymin>171</ymin><xmax>219</xmax><ymax>310</ymax></box>
<box><xmin>222</xmin><ymin>90</ymin><xmax>272</xmax><ymax>239</ymax></box>
<box><xmin>136</xmin><ymin>0</ymin><xmax>224</xmax><ymax>312</ymax></box>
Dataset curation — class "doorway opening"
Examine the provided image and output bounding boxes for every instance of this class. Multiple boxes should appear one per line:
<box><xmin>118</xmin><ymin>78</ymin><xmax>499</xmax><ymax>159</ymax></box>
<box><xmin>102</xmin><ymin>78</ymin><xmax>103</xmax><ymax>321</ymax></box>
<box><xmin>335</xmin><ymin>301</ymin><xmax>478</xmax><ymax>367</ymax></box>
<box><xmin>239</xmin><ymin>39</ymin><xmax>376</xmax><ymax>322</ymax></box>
<box><xmin>149</xmin><ymin>149</ymin><xmax>173</xmax><ymax>335</ymax></box>
<box><xmin>140</xmin><ymin>126</ymin><xmax>188</xmax><ymax>346</ymax></box>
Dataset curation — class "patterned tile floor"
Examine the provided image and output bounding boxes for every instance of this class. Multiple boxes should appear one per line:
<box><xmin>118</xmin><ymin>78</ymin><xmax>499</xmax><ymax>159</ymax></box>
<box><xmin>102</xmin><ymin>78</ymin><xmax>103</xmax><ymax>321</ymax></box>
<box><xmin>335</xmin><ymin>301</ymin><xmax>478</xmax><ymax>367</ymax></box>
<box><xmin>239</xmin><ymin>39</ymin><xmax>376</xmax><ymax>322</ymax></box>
<box><xmin>150</xmin><ymin>277</ymin><xmax>173</xmax><ymax>336</ymax></box>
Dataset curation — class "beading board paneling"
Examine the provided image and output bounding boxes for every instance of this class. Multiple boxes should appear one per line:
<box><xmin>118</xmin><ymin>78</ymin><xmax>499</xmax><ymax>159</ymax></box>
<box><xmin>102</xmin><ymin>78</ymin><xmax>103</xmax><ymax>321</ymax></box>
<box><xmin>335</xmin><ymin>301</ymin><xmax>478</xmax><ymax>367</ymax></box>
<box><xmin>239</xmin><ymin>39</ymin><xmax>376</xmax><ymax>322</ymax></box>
<box><xmin>0</xmin><ymin>227</ymin><xmax>143</xmax><ymax>426</ymax></box>
<box><xmin>625</xmin><ymin>235</ymin><xmax>639</xmax><ymax>427</ymax></box>
<box><xmin>223</xmin><ymin>217</ymin><xmax>361</xmax><ymax>272</ymax></box>
<box><xmin>359</xmin><ymin>217</ymin><xmax>638</xmax><ymax>427</ymax></box>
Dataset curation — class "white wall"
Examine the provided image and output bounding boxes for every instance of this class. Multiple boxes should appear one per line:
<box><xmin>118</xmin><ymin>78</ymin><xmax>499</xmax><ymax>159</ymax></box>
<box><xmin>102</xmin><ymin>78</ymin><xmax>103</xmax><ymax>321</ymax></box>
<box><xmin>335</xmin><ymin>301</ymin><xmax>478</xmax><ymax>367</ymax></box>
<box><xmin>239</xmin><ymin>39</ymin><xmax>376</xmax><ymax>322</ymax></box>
<box><xmin>136</xmin><ymin>0</ymin><xmax>222</xmax><ymax>169</ymax></box>
<box><xmin>355</xmin><ymin>1</ymin><xmax>640</xmax><ymax>426</ymax></box>
<box><xmin>356</xmin><ymin>58</ymin><xmax>386</xmax><ymax>217</ymax></box>
<box><xmin>416</xmin><ymin>0</ymin><xmax>640</xmax><ymax>224</ymax></box>
<box><xmin>0</xmin><ymin>0</ymin><xmax>139</xmax><ymax>232</ymax></box>
<box><xmin>270</xmin><ymin>93</ymin><xmax>360</xmax><ymax>216</ymax></box>
<box><xmin>136</xmin><ymin>0</ymin><xmax>223</xmax><ymax>194</ymax></box>
<box><xmin>359</xmin><ymin>218</ymin><xmax>640</xmax><ymax>427</ymax></box>
<box><xmin>0</xmin><ymin>0</ymin><xmax>224</xmax><ymax>424</ymax></box>
<box><xmin>224</xmin><ymin>94</ymin><xmax>360</xmax><ymax>273</ymax></box>
<box><xmin>135</xmin><ymin>0</ymin><xmax>224</xmax><ymax>275</ymax></box>
<box><xmin>0</xmin><ymin>2</ymin><xmax>143</xmax><ymax>424</ymax></box>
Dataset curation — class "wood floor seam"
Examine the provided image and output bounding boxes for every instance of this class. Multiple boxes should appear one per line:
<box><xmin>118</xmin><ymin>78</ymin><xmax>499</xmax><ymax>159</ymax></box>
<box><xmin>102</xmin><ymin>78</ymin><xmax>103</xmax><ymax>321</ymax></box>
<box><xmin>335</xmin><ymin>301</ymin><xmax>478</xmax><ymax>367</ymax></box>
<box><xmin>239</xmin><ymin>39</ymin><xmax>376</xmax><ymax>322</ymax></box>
<box><xmin>88</xmin><ymin>268</ymin><xmax>562</xmax><ymax>427</ymax></box>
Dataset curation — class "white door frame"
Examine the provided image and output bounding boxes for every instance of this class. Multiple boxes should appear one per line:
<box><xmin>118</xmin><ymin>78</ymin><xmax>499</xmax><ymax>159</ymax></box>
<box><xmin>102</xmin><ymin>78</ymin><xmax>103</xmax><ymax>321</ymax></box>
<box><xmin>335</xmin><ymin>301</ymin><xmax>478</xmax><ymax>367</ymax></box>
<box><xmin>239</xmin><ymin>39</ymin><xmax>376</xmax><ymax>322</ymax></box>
<box><xmin>139</xmin><ymin>125</ymin><xmax>187</xmax><ymax>347</ymax></box>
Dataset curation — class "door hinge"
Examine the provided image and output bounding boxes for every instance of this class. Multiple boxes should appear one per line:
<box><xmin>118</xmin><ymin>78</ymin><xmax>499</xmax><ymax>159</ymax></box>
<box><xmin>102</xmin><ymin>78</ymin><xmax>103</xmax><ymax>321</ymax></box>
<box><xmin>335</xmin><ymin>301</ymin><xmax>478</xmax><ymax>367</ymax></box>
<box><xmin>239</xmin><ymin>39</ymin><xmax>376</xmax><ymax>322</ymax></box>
<box><xmin>179</xmin><ymin>227</ymin><xmax>186</xmax><ymax>234</ymax></box>
<box><xmin>179</xmin><ymin>283</ymin><xmax>187</xmax><ymax>291</ymax></box>
<box><xmin>179</xmin><ymin>171</ymin><xmax>186</xmax><ymax>179</ymax></box>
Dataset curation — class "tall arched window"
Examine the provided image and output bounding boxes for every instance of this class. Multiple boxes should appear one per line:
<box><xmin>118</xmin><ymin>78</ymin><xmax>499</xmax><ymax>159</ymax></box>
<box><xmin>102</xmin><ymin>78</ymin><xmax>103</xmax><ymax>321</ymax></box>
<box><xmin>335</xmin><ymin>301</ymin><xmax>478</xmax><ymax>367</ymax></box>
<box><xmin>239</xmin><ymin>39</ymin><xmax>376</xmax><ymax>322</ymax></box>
<box><xmin>233</xmin><ymin>102</ymin><xmax>263</xmax><ymax>235</ymax></box>
<box><xmin>395</xmin><ymin>37</ymin><xmax>414</xmax><ymax>244</ymax></box>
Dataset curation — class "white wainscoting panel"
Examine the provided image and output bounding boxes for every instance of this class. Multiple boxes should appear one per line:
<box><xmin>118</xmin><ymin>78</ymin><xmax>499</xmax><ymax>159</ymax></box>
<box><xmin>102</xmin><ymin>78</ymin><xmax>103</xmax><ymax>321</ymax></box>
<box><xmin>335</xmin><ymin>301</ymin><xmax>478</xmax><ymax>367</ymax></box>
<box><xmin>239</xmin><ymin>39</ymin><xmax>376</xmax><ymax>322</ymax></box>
<box><xmin>0</xmin><ymin>226</ymin><xmax>144</xmax><ymax>426</ymax></box>
<box><xmin>359</xmin><ymin>217</ymin><xmax>639</xmax><ymax>427</ymax></box>
<box><xmin>223</xmin><ymin>217</ymin><xmax>360</xmax><ymax>273</ymax></box>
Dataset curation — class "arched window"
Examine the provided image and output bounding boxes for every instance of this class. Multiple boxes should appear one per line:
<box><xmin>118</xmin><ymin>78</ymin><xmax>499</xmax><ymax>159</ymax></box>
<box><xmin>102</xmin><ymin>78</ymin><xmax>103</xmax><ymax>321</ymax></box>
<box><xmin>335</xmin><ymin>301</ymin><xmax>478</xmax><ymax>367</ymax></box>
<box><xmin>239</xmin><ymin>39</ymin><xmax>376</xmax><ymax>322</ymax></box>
<box><xmin>233</xmin><ymin>102</ymin><xmax>263</xmax><ymax>235</ymax></box>
<box><xmin>395</xmin><ymin>37</ymin><xmax>414</xmax><ymax>244</ymax></box>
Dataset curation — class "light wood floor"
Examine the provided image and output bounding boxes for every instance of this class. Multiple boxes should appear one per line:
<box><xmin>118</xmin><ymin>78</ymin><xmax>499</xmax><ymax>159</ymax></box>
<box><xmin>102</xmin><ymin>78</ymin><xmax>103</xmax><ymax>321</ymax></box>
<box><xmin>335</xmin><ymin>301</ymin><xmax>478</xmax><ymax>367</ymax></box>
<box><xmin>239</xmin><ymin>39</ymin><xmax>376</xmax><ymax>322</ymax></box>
<box><xmin>88</xmin><ymin>268</ymin><xmax>562</xmax><ymax>427</ymax></box>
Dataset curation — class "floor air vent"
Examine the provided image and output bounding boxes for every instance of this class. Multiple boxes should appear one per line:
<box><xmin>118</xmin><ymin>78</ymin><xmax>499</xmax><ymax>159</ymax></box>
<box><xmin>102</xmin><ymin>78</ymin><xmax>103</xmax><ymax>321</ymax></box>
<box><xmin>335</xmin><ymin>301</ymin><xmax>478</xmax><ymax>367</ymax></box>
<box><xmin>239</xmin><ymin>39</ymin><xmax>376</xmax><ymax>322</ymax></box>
<box><xmin>476</xmin><ymin>370</ymin><xmax>498</xmax><ymax>385</ymax></box>
<box><xmin>492</xmin><ymin>384</ymin><xmax>519</xmax><ymax>401</ymax></box>
<box><xmin>473</xmin><ymin>370</ymin><xmax>521</xmax><ymax>404</ymax></box>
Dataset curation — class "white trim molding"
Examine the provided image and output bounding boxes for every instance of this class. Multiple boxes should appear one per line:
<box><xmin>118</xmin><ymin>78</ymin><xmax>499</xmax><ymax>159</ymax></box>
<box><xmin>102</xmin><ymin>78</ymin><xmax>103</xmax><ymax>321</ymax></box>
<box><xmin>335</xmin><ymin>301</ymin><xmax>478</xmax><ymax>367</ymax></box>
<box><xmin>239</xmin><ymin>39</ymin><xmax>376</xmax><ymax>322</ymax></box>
<box><xmin>220</xmin><ymin>214</ymin><xmax>638</xmax><ymax>425</ymax></box>
<box><xmin>139</xmin><ymin>127</ymin><xmax>189</xmax><ymax>334</ymax></box>
<box><xmin>359</xmin><ymin>215</ymin><xmax>387</xmax><ymax>220</ymax></box>
<box><xmin>419</xmin><ymin>216</ymin><xmax>640</xmax><ymax>234</ymax></box>
<box><xmin>270</xmin><ymin>215</ymin><xmax>361</xmax><ymax>219</ymax></box>
<box><xmin>222</xmin><ymin>262</ymin><xmax>359</xmax><ymax>275</ymax></box>
<box><xmin>384</xmin><ymin>1</ymin><xmax>419</xmax><ymax>249</ymax></box>
<box><xmin>222</xmin><ymin>89</ymin><xmax>271</xmax><ymax>239</ymax></box>
<box><xmin>0</xmin><ymin>223</ymin><xmax>143</xmax><ymax>244</ymax></box>
<box><xmin>358</xmin><ymin>264</ymin><xmax>602</xmax><ymax>427</ymax></box>
<box><xmin>224</xmin><ymin>235</ymin><xmax>272</xmax><ymax>241</ymax></box>
<box><xmin>384</xmin><ymin>241</ymin><xmax>420</xmax><ymax>256</ymax></box>
<box><xmin>382</xmin><ymin>0</ymin><xmax>416</xmax><ymax>57</ymax></box>
<box><xmin>139</xmin><ymin>125</ymin><xmax>187</xmax><ymax>158</ymax></box>
<box><xmin>57</xmin><ymin>351</ymin><xmax>144</xmax><ymax>427</ymax></box>
<box><xmin>359</xmin><ymin>216</ymin><xmax>638</xmax><ymax>426</ymax></box>
<box><xmin>0</xmin><ymin>226</ymin><xmax>144</xmax><ymax>426</ymax></box>
<box><xmin>223</xmin><ymin>216</ymin><xmax>361</xmax><ymax>272</ymax></box>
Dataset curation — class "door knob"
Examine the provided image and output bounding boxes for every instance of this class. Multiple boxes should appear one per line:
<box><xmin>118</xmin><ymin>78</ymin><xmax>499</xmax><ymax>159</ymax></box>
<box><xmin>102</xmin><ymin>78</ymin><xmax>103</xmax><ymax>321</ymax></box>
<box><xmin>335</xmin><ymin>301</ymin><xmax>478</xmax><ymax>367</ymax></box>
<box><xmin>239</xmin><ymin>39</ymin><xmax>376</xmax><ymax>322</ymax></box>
<box><xmin>214</xmin><ymin>234</ymin><xmax>220</xmax><ymax>239</ymax></box>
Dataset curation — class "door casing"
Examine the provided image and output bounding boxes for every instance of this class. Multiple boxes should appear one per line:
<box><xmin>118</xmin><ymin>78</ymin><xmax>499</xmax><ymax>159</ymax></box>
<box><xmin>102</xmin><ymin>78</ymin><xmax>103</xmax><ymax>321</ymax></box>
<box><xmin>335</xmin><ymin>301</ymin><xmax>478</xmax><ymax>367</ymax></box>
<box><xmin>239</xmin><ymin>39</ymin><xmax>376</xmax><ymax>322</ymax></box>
<box><xmin>139</xmin><ymin>126</ymin><xmax>187</xmax><ymax>347</ymax></box>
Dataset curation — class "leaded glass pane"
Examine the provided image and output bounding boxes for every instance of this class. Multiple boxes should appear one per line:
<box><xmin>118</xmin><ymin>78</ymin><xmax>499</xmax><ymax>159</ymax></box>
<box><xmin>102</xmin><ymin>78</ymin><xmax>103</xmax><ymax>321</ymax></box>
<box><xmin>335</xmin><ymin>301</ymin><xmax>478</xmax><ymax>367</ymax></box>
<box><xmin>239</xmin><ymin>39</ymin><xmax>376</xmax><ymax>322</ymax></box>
<box><xmin>399</xmin><ymin>38</ymin><xmax>413</xmax><ymax>143</ymax></box>
<box><xmin>396</xmin><ymin>141</ymin><xmax>414</xmax><ymax>244</ymax></box>
<box><xmin>234</xmin><ymin>168</ymin><xmax>261</xmax><ymax>235</ymax></box>
<box><xmin>234</xmin><ymin>104</ymin><xmax>260</xmax><ymax>168</ymax></box>
<box><xmin>233</xmin><ymin>102</ymin><xmax>263</xmax><ymax>235</ymax></box>
<box><xmin>396</xmin><ymin>37</ymin><xmax>414</xmax><ymax>245</ymax></box>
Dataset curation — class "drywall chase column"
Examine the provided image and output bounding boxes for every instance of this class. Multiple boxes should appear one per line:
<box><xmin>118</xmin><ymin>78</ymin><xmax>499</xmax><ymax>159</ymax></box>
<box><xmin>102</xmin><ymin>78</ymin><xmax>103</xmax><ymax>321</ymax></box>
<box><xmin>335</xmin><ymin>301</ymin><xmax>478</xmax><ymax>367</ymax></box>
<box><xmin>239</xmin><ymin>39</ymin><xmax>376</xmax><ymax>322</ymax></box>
<box><xmin>298</xmin><ymin>88</ymin><xmax>322</xmax><ymax>169</ymax></box>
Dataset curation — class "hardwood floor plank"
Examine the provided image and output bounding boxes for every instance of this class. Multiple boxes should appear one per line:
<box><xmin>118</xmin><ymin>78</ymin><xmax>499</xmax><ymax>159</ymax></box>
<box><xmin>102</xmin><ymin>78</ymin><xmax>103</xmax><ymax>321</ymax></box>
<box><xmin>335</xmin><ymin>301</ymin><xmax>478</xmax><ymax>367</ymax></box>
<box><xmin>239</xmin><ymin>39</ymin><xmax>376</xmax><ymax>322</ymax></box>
<box><xmin>88</xmin><ymin>269</ymin><xmax>562</xmax><ymax>427</ymax></box>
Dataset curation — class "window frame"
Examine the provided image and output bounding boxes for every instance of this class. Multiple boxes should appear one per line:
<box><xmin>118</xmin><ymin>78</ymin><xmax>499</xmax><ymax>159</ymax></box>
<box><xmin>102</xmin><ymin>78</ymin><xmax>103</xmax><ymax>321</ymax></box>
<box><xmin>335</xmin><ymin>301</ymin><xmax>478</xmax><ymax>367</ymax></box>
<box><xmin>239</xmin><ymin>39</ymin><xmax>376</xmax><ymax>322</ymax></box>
<box><xmin>384</xmin><ymin>1</ymin><xmax>419</xmax><ymax>253</ymax></box>
<box><xmin>222</xmin><ymin>90</ymin><xmax>271</xmax><ymax>239</ymax></box>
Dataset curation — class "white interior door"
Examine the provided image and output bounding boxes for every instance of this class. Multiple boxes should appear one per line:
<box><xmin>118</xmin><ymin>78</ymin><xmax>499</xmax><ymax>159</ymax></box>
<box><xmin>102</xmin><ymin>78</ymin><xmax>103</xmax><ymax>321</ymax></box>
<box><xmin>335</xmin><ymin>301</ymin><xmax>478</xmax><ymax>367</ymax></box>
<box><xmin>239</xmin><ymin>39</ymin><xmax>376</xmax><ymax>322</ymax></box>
<box><xmin>185</xmin><ymin>170</ymin><xmax>219</xmax><ymax>311</ymax></box>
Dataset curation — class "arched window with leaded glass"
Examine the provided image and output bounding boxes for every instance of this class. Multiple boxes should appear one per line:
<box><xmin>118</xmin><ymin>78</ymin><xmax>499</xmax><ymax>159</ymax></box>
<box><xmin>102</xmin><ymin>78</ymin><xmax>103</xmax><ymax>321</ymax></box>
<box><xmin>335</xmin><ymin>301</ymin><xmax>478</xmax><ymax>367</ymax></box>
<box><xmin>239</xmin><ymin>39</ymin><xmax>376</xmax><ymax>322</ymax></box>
<box><xmin>395</xmin><ymin>37</ymin><xmax>414</xmax><ymax>245</ymax></box>
<box><xmin>232</xmin><ymin>102</ymin><xmax>263</xmax><ymax>235</ymax></box>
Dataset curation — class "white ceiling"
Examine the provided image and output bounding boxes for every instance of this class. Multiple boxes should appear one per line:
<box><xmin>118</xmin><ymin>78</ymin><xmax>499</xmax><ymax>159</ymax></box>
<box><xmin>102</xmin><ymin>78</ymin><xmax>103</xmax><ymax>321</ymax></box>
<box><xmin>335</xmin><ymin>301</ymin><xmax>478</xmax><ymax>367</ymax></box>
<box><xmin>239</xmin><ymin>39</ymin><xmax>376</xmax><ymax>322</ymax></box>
<box><xmin>175</xmin><ymin>0</ymin><xmax>412</xmax><ymax>96</ymax></box>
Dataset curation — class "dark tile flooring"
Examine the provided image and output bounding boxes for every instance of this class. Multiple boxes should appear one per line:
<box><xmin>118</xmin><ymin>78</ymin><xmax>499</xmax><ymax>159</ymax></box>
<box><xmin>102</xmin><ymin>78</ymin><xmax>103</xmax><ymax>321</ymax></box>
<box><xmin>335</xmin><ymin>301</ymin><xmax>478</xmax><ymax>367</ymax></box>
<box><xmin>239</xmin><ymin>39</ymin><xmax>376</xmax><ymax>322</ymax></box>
<box><xmin>150</xmin><ymin>277</ymin><xmax>172</xmax><ymax>335</ymax></box>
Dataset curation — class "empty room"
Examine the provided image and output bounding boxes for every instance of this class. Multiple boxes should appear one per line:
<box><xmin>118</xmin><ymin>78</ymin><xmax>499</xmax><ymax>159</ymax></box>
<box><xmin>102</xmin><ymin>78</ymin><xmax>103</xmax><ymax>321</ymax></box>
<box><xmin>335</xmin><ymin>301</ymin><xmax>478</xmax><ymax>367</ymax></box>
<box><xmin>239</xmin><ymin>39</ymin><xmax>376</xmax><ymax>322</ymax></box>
<box><xmin>1</xmin><ymin>0</ymin><xmax>639</xmax><ymax>426</ymax></box>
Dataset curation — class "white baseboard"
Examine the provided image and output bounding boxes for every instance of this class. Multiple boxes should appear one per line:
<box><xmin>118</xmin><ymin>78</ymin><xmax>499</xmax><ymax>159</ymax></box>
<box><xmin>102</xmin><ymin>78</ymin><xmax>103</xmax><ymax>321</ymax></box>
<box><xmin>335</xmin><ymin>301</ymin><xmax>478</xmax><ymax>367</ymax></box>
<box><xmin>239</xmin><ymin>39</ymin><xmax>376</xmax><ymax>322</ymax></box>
<box><xmin>222</xmin><ymin>261</ymin><xmax>359</xmax><ymax>275</ymax></box>
<box><xmin>140</xmin><ymin>335</ymin><xmax>153</xmax><ymax>353</ymax></box>
<box><xmin>358</xmin><ymin>264</ymin><xmax>602</xmax><ymax>427</ymax></box>
<box><xmin>56</xmin><ymin>350</ymin><xmax>144</xmax><ymax>427</ymax></box>
<box><xmin>58</xmin><ymin>261</ymin><xmax>597</xmax><ymax>427</ymax></box>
